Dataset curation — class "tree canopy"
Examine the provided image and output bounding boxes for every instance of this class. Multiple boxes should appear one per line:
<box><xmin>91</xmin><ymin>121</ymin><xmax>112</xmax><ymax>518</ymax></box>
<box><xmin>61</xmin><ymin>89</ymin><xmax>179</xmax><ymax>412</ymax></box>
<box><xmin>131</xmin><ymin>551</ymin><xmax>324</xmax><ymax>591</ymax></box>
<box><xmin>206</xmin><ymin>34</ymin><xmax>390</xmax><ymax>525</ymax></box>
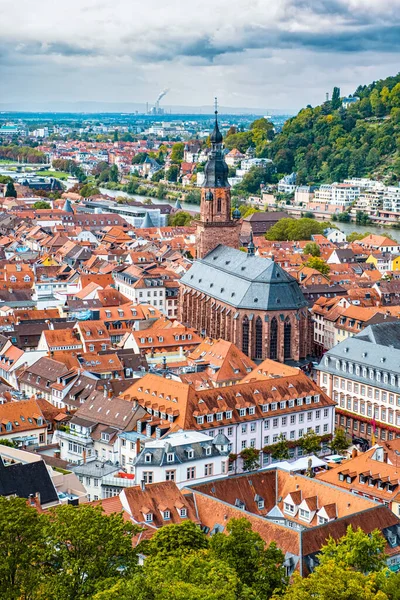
<box><xmin>305</xmin><ymin>257</ymin><xmax>330</xmax><ymax>276</ymax></box>
<box><xmin>267</xmin><ymin>72</ymin><xmax>400</xmax><ymax>183</ymax></box>
<box><xmin>265</xmin><ymin>218</ymin><xmax>326</xmax><ymax>241</ymax></box>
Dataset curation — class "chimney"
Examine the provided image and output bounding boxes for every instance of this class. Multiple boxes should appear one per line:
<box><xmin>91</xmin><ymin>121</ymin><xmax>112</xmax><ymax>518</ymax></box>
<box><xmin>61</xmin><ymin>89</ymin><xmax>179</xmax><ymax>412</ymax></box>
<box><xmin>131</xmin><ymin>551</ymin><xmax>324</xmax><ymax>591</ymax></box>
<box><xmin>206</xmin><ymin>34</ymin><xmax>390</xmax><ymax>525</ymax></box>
<box><xmin>140</xmin><ymin>479</ymin><xmax>145</xmax><ymax>492</ymax></box>
<box><xmin>136</xmin><ymin>439</ymin><xmax>141</xmax><ymax>456</ymax></box>
<box><xmin>35</xmin><ymin>491</ymin><xmax>41</xmax><ymax>507</ymax></box>
<box><xmin>351</xmin><ymin>448</ymin><xmax>358</xmax><ymax>459</ymax></box>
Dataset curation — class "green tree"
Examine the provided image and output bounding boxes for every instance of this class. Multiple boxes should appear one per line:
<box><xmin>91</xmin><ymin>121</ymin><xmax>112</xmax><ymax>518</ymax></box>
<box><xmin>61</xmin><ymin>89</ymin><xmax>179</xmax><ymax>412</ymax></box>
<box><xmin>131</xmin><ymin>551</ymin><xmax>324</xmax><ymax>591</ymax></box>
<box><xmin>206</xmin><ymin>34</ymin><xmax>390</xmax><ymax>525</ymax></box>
<box><xmin>33</xmin><ymin>200</ymin><xmax>51</xmax><ymax>209</ymax></box>
<box><xmin>319</xmin><ymin>525</ymin><xmax>386</xmax><ymax>573</ymax></box>
<box><xmin>42</xmin><ymin>504</ymin><xmax>139</xmax><ymax>600</ymax></box>
<box><xmin>5</xmin><ymin>181</ymin><xmax>17</xmax><ymax>198</ymax></box>
<box><xmin>233</xmin><ymin>164</ymin><xmax>276</xmax><ymax>195</ymax></box>
<box><xmin>347</xmin><ymin>231</ymin><xmax>371</xmax><ymax>242</ymax></box>
<box><xmin>299</xmin><ymin>430</ymin><xmax>322</xmax><ymax>455</ymax></box>
<box><xmin>304</xmin><ymin>242</ymin><xmax>321</xmax><ymax>257</ymax></box>
<box><xmin>170</xmin><ymin>142</ymin><xmax>185</xmax><ymax>163</ymax></box>
<box><xmin>270</xmin><ymin>433</ymin><xmax>290</xmax><ymax>461</ymax></box>
<box><xmin>276</xmin><ymin>562</ymin><xmax>387</xmax><ymax>600</ymax></box>
<box><xmin>94</xmin><ymin>554</ymin><xmax>240</xmax><ymax>600</ymax></box>
<box><xmin>331</xmin><ymin>86</ymin><xmax>341</xmax><ymax>110</ymax></box>
<box><xmin>166</xmin><ymin>165</ymin><xmax>180</xmax><ymax>182</ymax></box>
<box><xmin>109</xmin><ymin>164</ymin><xmax>119</xmax><ymax>183</ymax></box>
<box><xmin>265</xmin><ymin>218</ymin><xmax>326</xmax><ymax>241</ymax></box>
<box><xmin>305</xmin><ymin>257</ymin><xmax>330</xmax><ymax>275</ymax></box>
<box><xmin>185</xmin><ymin>189</ymin><xmax>201</xmax><ymax>205</ymax></box>
<box><xmin>152</xmin><ymin>169</ymin><xmax>165</xmax><ymax>182</ymax></box>
<box><xmin>171</xmin><ymin>211</ymin><xmax>192</xmax><ymax>226</ymax></box>
<box><xmin>132</xmin><ymin>152</ymin><xmax>148</xmax><ymax>164</ymax></box>
<box><xmin>0</xmin><ymin>497</ymin><xmax>45</xmax><ymax>600</ymax></box>
<box><xmin>330</xmin><ymin>428</ymin><xmax>349</xmax><ymax>454</ymax></box>
<box><xmin>0</xmin><ymin>175</ymin><xmax>13</xmax><ymax>184</ymax></box>
<box><xmin>124</xmin><ymin>180</ymin><xmax>139</xmax><ymax>194</ymax></box>
<box><xmin>79</xmin><ymin>183</ymin><xmax>100</xmax><ymax>197</ymax></box>
<box><xmin>240</xmin><ymin>447</ymin><xmax>260</xmax><ymax>471</ymax></box>
<box><xmin>210</xmin><ymin>518</ymin><xmax>287</xmax><ymax>598</ymax></box>
<box><xmin>356</xmin><ymin>210</ymin><xmax>372</xmax><ymax>225</ymax></box>
<box><xmin>139</xmin><ymin>520</ymin><xmax>208</xmax><ymax>559</ymax></box>
<box><xmin>156</xmin><ymin>182</ymin><xmax>167</xmax><ymax>198</ymax></box>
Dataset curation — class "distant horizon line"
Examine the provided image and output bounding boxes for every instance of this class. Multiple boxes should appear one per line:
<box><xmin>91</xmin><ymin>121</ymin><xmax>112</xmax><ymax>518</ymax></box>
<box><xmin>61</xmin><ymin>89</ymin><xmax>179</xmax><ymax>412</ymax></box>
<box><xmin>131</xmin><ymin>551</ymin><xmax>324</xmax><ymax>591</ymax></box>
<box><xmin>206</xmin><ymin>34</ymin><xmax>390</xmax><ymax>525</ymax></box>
<box><xmin>0</xmin><ymin>101</ymin><xmax>297</xmax><ymax>116</ymax></box>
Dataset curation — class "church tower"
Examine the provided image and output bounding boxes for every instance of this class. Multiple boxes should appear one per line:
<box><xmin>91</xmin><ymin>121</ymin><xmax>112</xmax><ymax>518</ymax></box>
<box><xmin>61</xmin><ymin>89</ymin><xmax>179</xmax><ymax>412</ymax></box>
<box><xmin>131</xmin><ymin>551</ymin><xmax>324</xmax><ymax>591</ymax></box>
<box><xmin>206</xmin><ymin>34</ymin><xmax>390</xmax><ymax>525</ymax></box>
<box><xmin>196</xmin><ymin>104</ymin><xmax>240</xmax><ymax>258</ymax></box>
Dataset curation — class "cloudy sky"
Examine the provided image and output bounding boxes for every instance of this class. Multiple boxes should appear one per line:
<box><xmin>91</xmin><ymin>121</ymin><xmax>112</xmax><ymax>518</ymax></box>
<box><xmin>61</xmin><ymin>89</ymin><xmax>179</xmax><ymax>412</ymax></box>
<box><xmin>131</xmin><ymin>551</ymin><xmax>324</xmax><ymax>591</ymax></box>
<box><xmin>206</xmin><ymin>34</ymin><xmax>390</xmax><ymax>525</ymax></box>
<box><xmin>1</xmin><ymin>0</ymin><xmax>400</xmax><ymax>112</ymax></box>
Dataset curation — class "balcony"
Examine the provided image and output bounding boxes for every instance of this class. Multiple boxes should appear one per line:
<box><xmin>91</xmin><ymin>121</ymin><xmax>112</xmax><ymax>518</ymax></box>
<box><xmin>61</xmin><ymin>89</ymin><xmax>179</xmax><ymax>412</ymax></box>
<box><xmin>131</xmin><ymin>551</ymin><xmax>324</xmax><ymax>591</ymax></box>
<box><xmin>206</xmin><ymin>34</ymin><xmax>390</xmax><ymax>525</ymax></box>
<box><xmin>57</xmin><ymin>427</ymin><xmax>93</xmax><ymax>445</ymax></box>
<box><xmin>101</xmin><ymin>476</ymin><xmax>136</xmax><ymax>488</ymax></box>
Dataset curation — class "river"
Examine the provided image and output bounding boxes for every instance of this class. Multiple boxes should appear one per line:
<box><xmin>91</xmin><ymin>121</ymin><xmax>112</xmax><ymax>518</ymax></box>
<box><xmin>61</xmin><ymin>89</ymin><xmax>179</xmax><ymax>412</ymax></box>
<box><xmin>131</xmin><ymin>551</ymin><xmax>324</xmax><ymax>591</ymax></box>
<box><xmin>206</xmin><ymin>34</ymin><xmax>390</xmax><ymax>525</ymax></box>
<box><xmin>100</xmin><ymin>188</ymin><xmax>400</xmax><ymax>242</ymax></box>
<box><xmin>99</xmin><ymin>187</ymin><xmax>201</xmax><ymax>214</ymax></box>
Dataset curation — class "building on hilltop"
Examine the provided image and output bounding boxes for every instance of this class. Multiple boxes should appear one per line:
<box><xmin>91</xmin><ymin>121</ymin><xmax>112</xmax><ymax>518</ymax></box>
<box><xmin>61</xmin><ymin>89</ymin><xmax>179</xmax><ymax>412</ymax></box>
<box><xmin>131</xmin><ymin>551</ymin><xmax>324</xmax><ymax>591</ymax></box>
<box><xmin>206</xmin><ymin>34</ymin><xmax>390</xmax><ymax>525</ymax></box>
<box><xmin>195</xmin><ymin>110</ymin><xmax>240</xmax><ymax>259</ymax></box>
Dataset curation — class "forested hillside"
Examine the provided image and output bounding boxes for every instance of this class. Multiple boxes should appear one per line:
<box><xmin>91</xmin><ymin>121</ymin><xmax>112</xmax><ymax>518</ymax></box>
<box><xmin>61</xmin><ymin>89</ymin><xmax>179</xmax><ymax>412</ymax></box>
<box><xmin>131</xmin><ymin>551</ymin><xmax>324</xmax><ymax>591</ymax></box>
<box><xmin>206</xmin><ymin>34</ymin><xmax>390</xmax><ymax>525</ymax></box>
<box><xmin>267</xmin><ymin>73</ymin><xmax>400</xmax><ymax>184</ymax></box>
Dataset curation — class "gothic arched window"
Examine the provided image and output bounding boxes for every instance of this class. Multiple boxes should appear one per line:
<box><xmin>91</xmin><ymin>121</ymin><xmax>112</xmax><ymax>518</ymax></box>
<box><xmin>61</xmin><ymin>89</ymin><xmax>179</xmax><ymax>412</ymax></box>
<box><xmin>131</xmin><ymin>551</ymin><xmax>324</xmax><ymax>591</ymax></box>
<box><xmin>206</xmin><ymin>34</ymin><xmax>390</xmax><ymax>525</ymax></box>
<box><xmin>255</xmin><ymin>316</ymin><xmax>263</xmax><ymax>359</ymax></box>
<box><xmin>270</xmin><ymin>317</ymin><xmax>278</xmax><ymax>360</ymax></box>
<box><xmin>217</xmin><ymin>197</ymin><xmax>222</xmax><ymax>213</ymax></box>
<box><xmin>242</xmin><ymin>316</ymin><xmax>249</xmax><ymax>356</ymax></box>
<box><xmin>284</xmin><ymin>317</ymin><xmax>292</xmax><ymax>360</ymax></box>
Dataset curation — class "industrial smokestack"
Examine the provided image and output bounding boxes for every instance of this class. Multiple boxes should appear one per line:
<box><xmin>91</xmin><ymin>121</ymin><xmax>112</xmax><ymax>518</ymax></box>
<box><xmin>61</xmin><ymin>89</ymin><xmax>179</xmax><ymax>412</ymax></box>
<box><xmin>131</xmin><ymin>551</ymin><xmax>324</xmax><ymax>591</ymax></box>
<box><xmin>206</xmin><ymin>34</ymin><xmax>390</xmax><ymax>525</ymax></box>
<box><xmin>156</xmin><ymin>88</ymin><xmax>169</xmax><ymax>103</ymax></box>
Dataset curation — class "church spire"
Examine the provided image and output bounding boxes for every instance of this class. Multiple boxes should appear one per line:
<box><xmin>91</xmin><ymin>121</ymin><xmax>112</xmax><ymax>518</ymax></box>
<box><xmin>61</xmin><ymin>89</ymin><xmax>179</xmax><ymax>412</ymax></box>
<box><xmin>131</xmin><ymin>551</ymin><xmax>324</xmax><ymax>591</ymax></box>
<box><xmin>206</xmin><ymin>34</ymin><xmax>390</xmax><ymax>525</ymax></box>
<box><xmin>203</xmin><ymin>98</ymin><xmax>228</xmax><ymax>188</ymax></box>
<box><xmin>210</xmin><ymin>97</ymin><xmax>223</xmax><ymax>144</ymax></box>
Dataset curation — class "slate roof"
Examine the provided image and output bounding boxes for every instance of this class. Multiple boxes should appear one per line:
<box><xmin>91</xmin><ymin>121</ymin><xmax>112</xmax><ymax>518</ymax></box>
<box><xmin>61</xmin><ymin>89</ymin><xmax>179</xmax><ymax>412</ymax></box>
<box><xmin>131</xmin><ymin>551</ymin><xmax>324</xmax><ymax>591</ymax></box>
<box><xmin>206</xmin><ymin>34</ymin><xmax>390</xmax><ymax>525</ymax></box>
<box><xmin>181</xmin><ymin>245</ymin><xmax>307</xmax><ymax>311</ymax></box>
<box><xmin>317</xmin><ymin>322</ymin><xmax>400</xmax><ymax>392</ymax></box>
<box><xmin>0</xmin><ymin>458</ymin><xmax>58</xmax><ymax>506</ymax></box>
<box><xmin>134</xmin><ymin>431</ymin><xmax>228</xmax><ymax>467</ymax></box>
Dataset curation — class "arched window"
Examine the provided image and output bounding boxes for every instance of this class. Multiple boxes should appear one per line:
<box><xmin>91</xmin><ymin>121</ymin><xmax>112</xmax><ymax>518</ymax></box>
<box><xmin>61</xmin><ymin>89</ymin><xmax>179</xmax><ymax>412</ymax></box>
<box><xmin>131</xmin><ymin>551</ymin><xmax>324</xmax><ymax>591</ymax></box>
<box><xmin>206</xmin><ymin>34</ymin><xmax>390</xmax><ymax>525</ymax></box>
<box><xmin>255</xmin><ymin>316</ymin><xmax>263</xmax><ymax>359</ymax></box>
<box><xmin>217</xmin><ymin>197</ymin><xmax>222</xmax><ymax>213</ymax></box>
<box><xmin>270</xmin><ymin>317</ymin><xmax>278</xmax><ymax>360</ymax></box>
<box><xmin>242</xmin><ymin>316</ymin><xmax>249</xmax><ymax>356</ymax></box>
<box><xmin>284</xmin><ymin>317</ymin><xmax>291</xmax><ymax>360</ymax></box>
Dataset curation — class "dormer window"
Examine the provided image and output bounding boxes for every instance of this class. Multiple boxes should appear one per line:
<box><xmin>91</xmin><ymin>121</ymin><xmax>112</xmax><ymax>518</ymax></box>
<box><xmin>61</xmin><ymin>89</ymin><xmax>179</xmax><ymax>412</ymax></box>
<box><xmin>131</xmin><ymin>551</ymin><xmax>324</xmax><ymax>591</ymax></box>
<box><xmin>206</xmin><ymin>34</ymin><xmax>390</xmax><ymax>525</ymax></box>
<box><xmin>163</xmin><ymin>510</ymin><xmax>170</xmax><ymax>520</ymax></box>
<box><xmin>101</xmin><ymin>432</ymin><xmax>110</xmax><ymax>442</ymax></box>
<box><xmin>299</xmin><ymin>508</ymin><xmax>310</xmax><ymax>521</ymax></box>
<box><xmin>145</xmin><ymin>453</ymin><xmax>152</xmax><ymax>463</ymax></box>
<box><xmin>179</xmin><ymin>508</ymin><xmax>187</xmax><ymax>518</ymax></box>
<box><xmin>216</xmin><ymin>412</ymin><xmax>223</xmax><ymax>421</ymax></box>
<box><xmin>197</xmin><ymin>416</ymin><xmax>204</xmax><ymax>424</ymax></box>
<box><xmin>6</xmin><ymin>422</ymin><xmax>12</xmax><ymax>432</ymax></box>
<box><xmin>271</xmin><ymin>403</ymin><xmax>277</xmax><ymax>411</ymax></box>
<box><xmin>284</xmin><ymin>502</ymin><xmax>294</xmax><ymax>514</ymax></box>
<box><xmin>318</xmin><ymin>516</ymin><xmax>328</xmax><ymax>525</ymax></box>
<box><xmin>261</xmin><ymin>404</ymin><xmax>269</xmax><ymax>412</ymax></box>
<box><xmin>167</xmin><ymin>453</ymin><xmax>174</xmax><ymax>463</ymax></box>
<box><xmin>207</xmin><ymin>414</ymin><xmax>214</xmax><ymax>423</ymax></box>
<box><xmin>205</xmin><ymin>446</ymin><xmax>212</xmax><ymax>456</ymax></box>
<box><xmin>239</xmin><ymin>408</ymin><xmax>246</xmax><ymax>417</ymax></box>
<box><xmin>249</xmin><ymin>407</ymin><xmax>255</xmax><ymax>415</ymax></box>
<box><xmin>145</xmin><ymin>513</ymin><xmax>153</xmax><ymax>522</ymax></box>
<box><xmin>257</xmin><ymin>499</ymin><xmax>264</xmax><ymax>509</ymax></box>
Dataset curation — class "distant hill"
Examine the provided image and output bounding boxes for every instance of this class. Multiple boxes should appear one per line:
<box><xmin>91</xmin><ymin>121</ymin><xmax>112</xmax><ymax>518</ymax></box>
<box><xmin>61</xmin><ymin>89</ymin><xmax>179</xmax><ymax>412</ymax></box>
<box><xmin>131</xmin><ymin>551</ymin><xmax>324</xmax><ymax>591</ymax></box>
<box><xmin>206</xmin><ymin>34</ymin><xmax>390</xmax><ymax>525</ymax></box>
<box><xmin>267</xmin><ymin>73</ymin><xmax>400</xmax><ymax>185</ymax></box>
